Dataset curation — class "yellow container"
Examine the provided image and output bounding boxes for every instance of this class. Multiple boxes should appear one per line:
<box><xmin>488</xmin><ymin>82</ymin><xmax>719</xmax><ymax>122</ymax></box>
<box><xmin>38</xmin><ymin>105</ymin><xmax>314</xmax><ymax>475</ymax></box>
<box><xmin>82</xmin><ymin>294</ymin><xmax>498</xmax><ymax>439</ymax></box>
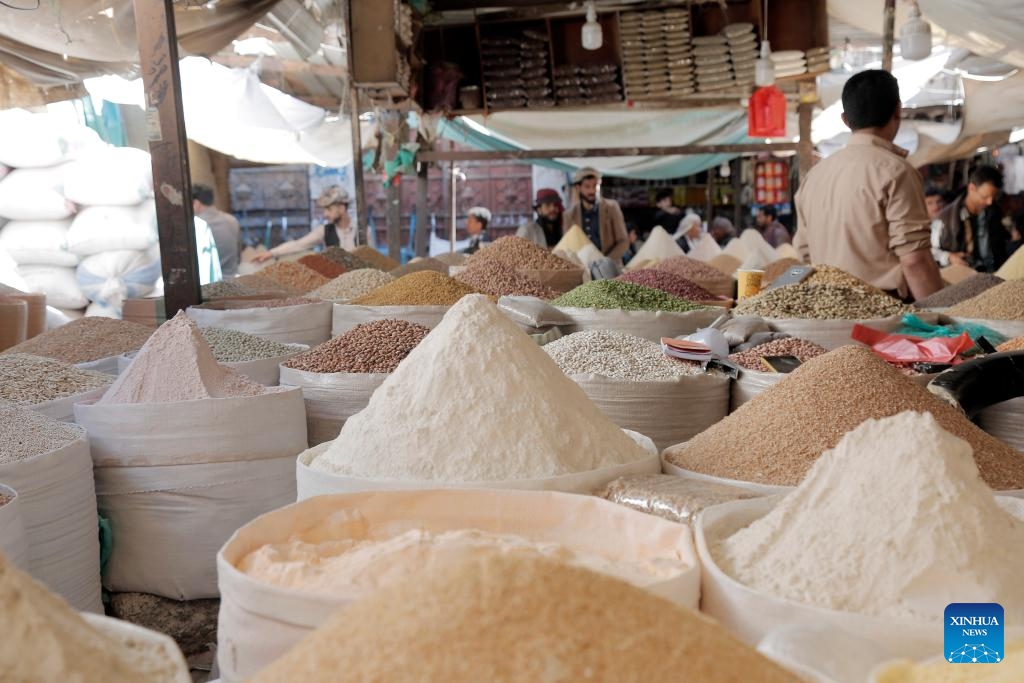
<box><xmin>736</xmin><ymin>269</ymin><xmax>764</xmax><ymax>299</ymax></box>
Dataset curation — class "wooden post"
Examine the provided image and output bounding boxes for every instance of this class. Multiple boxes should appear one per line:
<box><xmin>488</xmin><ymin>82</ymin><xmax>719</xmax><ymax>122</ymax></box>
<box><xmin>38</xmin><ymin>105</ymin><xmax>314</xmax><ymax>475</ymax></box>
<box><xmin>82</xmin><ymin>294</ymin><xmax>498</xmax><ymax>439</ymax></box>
<box><xmin>386</xmin><ymin>179</ymin><xmax>402</xmax><ymax>262</ymax></box>
<box><xmin>343</xmin><ymin>0</ymin><xmax>368</xmax><ymax>245</ymax></box>
<box><xmin>414</xmin><ymin>160</ymin><xmax>429</xmax><ymax>257</ymax></box>
<box><xmin>132</xmin><ymin>0</ymin><xmax>200</xmax><ymax>316</ymax></box>
<box><xmin>882</xmin><ymin>0</ymin><xmax>896</xmax><ymax>72</ymax></box>
<box><xmin>798</xmin><ymin>100</ymin><xmax>815</xmax><ymax>180</ymax></box>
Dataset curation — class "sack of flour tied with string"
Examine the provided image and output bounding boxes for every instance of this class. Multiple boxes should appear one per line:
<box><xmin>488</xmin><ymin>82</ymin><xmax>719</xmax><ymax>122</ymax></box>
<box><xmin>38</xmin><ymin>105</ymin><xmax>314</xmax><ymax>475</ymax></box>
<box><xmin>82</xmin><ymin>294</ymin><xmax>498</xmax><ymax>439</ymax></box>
<box><xmin>77</xmin><ymin>248</ymin><xmax>162</xmax><ymax>316</ymax></box>
<box><xmin>74</xmin><ymin>313</ymin><xmax>306</xmax><ymax>600</ymax></box>
<box><xmin>0</xmin><ymin>405</ymin><xmax>103</xmax><ymax>612</ymax></box>
<box><xmin>0</xmin><ymin>219</ymin><xmax>78</xmax><ymax>267</ymax></box>
<box><xmin>0</xmin><ymin>166</ymin><xmax>75</xmax><ymax>221</ymax></box>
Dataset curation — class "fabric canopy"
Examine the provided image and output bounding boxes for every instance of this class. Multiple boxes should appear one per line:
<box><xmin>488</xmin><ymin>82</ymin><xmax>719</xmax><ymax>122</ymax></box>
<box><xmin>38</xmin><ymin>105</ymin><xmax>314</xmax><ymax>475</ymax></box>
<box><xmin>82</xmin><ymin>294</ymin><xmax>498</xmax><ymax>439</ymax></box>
<box><xmin>436</xmin><ymin>107</ymin><xmax>792</xmax><ymax>180</ymax></box>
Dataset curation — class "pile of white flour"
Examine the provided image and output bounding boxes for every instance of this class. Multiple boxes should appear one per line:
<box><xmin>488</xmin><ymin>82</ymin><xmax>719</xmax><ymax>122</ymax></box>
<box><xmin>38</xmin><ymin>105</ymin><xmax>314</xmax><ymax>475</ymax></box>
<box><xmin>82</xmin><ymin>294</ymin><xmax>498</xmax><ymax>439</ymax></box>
<box><xmin>310</xmin><ymin>294</ymin><xmax>649</xmax><ymax>480</ymax></box>
<box><xmin>716</xmin><ymin>411</ymin><xmax>1024</xmax><ymax>622</ymax></box>
<box><xmin>238</xmin><ymin>524</ymin><xmax>685</xmax><ymax>597</ymax></box>
<box><xmin>101</xmin><ymin>312</ymin><xmax>267</xmax><ymax>404</ymax></box>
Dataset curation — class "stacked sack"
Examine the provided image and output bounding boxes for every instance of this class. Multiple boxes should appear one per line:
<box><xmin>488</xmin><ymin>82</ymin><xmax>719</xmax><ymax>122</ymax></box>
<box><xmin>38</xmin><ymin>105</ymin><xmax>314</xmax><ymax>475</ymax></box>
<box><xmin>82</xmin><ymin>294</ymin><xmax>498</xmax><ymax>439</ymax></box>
<box><xmin>0</xmin><ymin>109</ymin><xmax>100</xmax><ymax>312</ymax></box>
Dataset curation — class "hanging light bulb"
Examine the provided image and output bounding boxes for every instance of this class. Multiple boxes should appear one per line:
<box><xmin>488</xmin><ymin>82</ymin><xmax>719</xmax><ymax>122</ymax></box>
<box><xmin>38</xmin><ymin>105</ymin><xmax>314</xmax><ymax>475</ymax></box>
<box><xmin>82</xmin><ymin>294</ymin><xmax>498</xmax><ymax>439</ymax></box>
<box><xmin>581</xmin><ymin>1</ymin><xmax>602</xmax><ymax>51</ymax></box>
<box><xmin>755</xmin><ymin>40</ymin><xmax>775</xmax><ymax>87</ymax></box>
<box><xmin>900</xmin><ymin>2</ymin><xmax>932</xmax><ymax>61</ymax></box>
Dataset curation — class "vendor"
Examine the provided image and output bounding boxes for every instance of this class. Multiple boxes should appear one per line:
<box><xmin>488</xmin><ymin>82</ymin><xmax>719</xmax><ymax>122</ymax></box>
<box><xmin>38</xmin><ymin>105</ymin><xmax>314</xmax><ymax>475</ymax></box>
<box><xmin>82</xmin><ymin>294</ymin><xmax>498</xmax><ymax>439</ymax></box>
<box><xmin>563</xmin><ymin>167</ymin><xmax>629</xmax><ymax>263</ymax></box>
<box><xmin>254</xmin><ymin>185</ymin><xmax>355</xmax><ymax>262</ymax></box>
<box><xmin>462</xmin><ymin>206</ymin><xmax>491</xmax><ymax>255</ymax></box>
<box><xmin>516</xmin><ymin>189</ymin><xmax>563</xmax><ymax>248</ymax></box>
<box><xmin>931</xmin><ymin>166</ymin><xmax>1008</xmax><ymax>272</ymax></box>
<box><xmin>793</xmin><ymin>69</ymin><xmax>942</xmax><ymax>301</ymax></box>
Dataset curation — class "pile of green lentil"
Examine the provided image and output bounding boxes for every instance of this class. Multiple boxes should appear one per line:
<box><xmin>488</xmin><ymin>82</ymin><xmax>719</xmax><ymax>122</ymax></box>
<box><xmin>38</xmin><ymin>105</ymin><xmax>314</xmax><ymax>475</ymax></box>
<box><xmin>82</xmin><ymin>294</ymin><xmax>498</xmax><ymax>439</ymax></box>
<box><xmin>0</xmin><ymin>353</ymin><xmax>112</xmax><ymax>406</ymax></box>
<box><xmin>200</xmin><ymin>328</ymin><xmax>300</xmax><ymax>363</ymax></box>
<box><xmin>552</xmin><ymin>280</ymin><xmax>709</xmax><ymax>313</ymax></box>
<box><xmin>734</xmin><ymin>283</ymin><xmax>912</xmax><ymax>319</ymax></box>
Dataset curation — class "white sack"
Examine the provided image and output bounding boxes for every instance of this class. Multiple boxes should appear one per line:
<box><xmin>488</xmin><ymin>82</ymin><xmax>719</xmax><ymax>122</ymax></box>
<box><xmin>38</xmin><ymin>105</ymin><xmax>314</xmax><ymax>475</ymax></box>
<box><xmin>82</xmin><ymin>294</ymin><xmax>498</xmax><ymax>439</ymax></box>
<box><xmin>62</xmin><ymin>146</ymin><xmax>153</xmax><ymax>206</ymax></box>
<box><xmin>0</xmin><ymin>166</ymin><xmax>74</xmax><ymax>221</ymax></box>
<box><xmin>279</xmin><ymin>367</ymin><xmax>388</xmax><ymax>446</ymax></box>
<box><xmin>0</xmin><ymin>484</ymin><xmax>29</xmax><ymax>571</ymax></box>
<box><xmin>66</xmin><ymin>200</ymin><xmax>158</xmax><ymax>256</ymax></box>
<box><xmin>77</xmin><ymin>249</ymin><xmax>161</xmax><ymax>309</ymax></box>
<box><xmin>16</xmin><ymin>264</ymin><xmax>89</xmax><ymax>309</ymax></box>
<box><xmin>0</xmin><ymin>109</ymin><xmax>101</xmax><ymax>168</ymax></box>
<box><xmin>187</xmin><ymin>301</ymin><xmax>332</xmax><ymax>347</ymax></box>
<box><xmin>0</xmin><ymin>219</ymin><xmax>78</xmax><ymax>266</ymax></box>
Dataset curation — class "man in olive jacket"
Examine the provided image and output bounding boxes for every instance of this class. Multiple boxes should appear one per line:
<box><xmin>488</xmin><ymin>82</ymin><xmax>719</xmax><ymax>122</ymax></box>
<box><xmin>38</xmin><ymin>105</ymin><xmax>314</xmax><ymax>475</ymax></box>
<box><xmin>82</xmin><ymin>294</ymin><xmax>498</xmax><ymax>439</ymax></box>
<box><xmin>562</xmin><ymin>166</ymin><xmax>629</xmax><ymax>263</ymax></box>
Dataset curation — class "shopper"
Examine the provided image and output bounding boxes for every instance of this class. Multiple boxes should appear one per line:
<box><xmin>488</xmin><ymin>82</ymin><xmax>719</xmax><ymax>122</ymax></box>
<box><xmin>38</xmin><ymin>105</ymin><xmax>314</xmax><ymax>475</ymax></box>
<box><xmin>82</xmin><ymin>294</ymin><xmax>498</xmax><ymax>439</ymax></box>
<box><xmin>192</xmin><ymin>184</ymin><xmax>242</xmax><ymax>277</ymax></box>
<box><xmin>462</xmin><ymin>206</ymin><xmax>492</xmax><ymax>255</ymax></box>
<box><xmin>924</xmin><ymin>186</ymin><xmax>947</xmax><ymax>219</ymax></box>
<box><xmin>673</xmin><ymin>213</ymin><xmax>705</xmax><ymax>253</ymax></box>
<box><xmin>794</xmin><ymin>69</ymin><xmax>942</xmax><ymax>300</ymax></box>
<box><xmin>931</xmin><ymin>166</ymin><xmax>1008</xmax><ymax>272</ymax></box>
<box><xmin>710</xmin><ymin>216</ymin><xmax>737</xmax><ymax>246</ymax></box>
<box><xmin>651</xmin><ymin>188</ymin><xmax>683</xmax><ymax>231</ymax></box>
<box><xmin>517</xmin><ymin>189</ymin><xmax>563</xmax><ymax>248</ymax></box>
<box><xmin>755</xmin><ymin>205</ymin><xmax>791</xmax><ymax>247</ymax></box>
<box><xmin>563</xmin><ymin>167</ymin><xmax>629</xmax><ymax>263</ymax></box>
<box><xmin>254</xmin><ymin>185</ymin><xmax>356</xmax><ymax>262</ymax></box>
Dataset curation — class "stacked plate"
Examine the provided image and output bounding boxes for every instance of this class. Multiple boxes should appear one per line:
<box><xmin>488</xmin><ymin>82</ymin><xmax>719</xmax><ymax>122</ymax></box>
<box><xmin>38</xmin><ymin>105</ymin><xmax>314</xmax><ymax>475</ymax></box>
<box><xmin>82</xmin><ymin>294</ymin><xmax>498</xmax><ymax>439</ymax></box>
<box><xmin>620</xmin><ymin>7</ymin><xmax>694</xmax><ymax>100</ymax></box>
<box><xmin>481</xmin><ymin>29</ymin><xmax>553</xmax><ymax>110</ymax></box>
<box><xmin>692</xmin><ymin>34</ymin><xmax>734</xmax><ymax>93</ymax></box>
<box><xmin>806</xmin><ymin>46</ymin><xmax>831</xmax><ymax>74</ymax></box>
<box><xmin>770</xmin><ymin>50</ymin><xmax>807</xmax><ymax>78</ymax></box>
<box><xmin>724</xmin><ymin>23</ymin><xmax>758</xmax><ymax>87</ymax></box>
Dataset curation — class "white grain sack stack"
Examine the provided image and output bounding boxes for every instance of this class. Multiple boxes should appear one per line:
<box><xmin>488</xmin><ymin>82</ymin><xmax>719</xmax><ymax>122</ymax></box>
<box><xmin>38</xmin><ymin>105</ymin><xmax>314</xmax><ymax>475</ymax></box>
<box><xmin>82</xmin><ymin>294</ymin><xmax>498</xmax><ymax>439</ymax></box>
<box><xmin>75</xmin><ymin>312</ymin><xmax>307</xmax><ymax>600</ymax></box>
<box><xmin>0</xmin><ymin>109</ymin><xmax>102</xmax><ymax>313</ymax></box>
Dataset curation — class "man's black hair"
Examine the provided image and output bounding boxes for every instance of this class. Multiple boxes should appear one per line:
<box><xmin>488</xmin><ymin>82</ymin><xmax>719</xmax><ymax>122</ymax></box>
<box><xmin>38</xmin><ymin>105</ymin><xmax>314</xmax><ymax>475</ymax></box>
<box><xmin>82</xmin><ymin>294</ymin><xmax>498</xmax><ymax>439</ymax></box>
<box><xmin>192</xmin><ymin>184</ymin><xmax>215</xmax><ymax>206</ymax></box>
<box><xmin>969</xmin><ymin>165</ymin><xmax>1004</xmax><ymax>191</ymax></box>
<box><xmin>655</xmin><ymin>188</ymin><xmax>674</xmax><ymax>203</ymax></box>
<box><xmin>841</xmin><ymin>69</ymin><xmax>900</xmax><ymax>130</ymax></box>
<box><xmin>759</xmin><ymin>205</ymin><xmax>778</xmax><ymax>219</ymax></box>
<box><xmin>924</xmin><ymin>186</ymin><xmax>945</xmax><ymax>199</ymax></box>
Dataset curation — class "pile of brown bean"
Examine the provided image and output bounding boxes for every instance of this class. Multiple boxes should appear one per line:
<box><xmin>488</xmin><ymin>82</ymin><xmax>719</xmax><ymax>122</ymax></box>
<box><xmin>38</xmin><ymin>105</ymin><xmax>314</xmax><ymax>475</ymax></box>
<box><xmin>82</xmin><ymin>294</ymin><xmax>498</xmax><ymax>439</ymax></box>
<box><xmin>0</xmin><ymin>353</ymin><xmax>112</xmax><ymax>405</ymax></box>
<box><xmin>351</xmin><ymin>271</ymin><xmax>481</xmax><ymax>306</ymax></box>
<box><xmin>946</xmin><ymin>280</ymin><xmax>1024</xmax><ymax>320</ymax></box>
<box><xmin>283</xmin><ymin>319</ymin><xmax>430</xmax><ymax>373</ymax></box>
<box><xmin>353</xmin><ymin>246</ymin><xmax>401</xmax><ymax>271</ymax></box>
<box><xmin>728</xmin><ymin>337</ymin><xmax>828</xmax><ymax>371</ymax></box>
<box><xmin>3</xmin><ymin>316</ymin><xmax>153</xmax><ymax>364</ymax></box>
<box><xmin>454</xmin><ymin>259</ymin><xmax>558</xmax><ymax>299</ymax></box>
<box><xmin>299</xmin><ymin>254</ymin><xmax>347</xmax><ymax>279</ymax></box>
<box><xmin>257</xmin><ymin>261</ymin><xmax>330</xmax><ymax>293</ymax></box>
<box><xmin>472</xmin><ymin>236</ymin><xmax>577</xmax><ymax>271</ymax></box>
<box><xmin>654</xmin><ymin>255</ymin><xmax>734</xmax><ymax>281</ymax></box>
<box><xmin>234</xmin><ymin>273</ymin><xmax>302</xmax><ymax>295</ymax></box>
<box><xmin>997</xmin><ymin>336</ymin><xmax>1024</xmax><ymax>352</ymax></box>
<box><xmin>320</xmin><ymin>247</ymin><xmax>374</xmax><ymax>271</ymax></box>
<box><xmin>616</xmin><ymin>269</ymin><xmax>717</xmax><ymax>301</ymax></box>
<box><xmin>917</xmin><ymin>274</ymin><xmax>1003</xmax><ymax>309</ymax></box>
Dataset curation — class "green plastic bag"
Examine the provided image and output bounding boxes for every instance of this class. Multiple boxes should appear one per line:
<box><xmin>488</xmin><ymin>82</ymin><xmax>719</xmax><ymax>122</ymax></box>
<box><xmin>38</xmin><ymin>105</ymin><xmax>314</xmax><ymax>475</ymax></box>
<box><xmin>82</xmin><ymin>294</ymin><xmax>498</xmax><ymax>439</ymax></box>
<box><xmin>897</xmin><ymin>314</ymin><xmax>1007</xmax><ymax>346</ymax></box>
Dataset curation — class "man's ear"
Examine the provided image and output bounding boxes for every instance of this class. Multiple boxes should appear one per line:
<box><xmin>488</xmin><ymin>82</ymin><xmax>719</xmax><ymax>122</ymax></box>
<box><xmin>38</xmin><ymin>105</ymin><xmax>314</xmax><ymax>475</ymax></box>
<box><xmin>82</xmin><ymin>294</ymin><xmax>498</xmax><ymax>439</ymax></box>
<box><xmin>841</xmin><ymin>112</ymin><xmax>850</xmax><ymax>130</ymax></box>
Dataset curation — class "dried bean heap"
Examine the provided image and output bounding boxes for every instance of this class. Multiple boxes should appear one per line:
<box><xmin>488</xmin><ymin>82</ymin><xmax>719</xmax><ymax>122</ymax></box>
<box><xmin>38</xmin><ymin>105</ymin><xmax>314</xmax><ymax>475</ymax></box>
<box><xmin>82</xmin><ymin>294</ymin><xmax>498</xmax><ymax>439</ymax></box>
<box><xmin>299</xmin><ymin>254</ymin><xmax>347</xmax><ymax>279</ymax></box>
<box><xmin>804</xmin><ymin>264</ymin><xmax>882</xmax><ymax>293</ymax></box>
<box><xmin>917</xmin><ymin>274</ymin><xmax>1004</xmax><ymax>309</ymax></box>
<box><xmin>654</xmin><ymin>255</ymin><xmax>734</xmax><ymax>281</ymax></box>
<box><xmin>234</xmin><ymin>273</ymin><xmax>302</xmax><ymax>296</ymax></box>
<box><xmin>313</xmin><ymin>269</ymin><xmax>395</xmax><ymax>301</ymax></box>
<box><xmin>283</xmin><ymin>319</ymin><xmax>430</xmax><ymax>373</ymax></box>
<box><xmin>472</xmin><ymin>236</ymin><xmax>578</xmax><ymax>271</ymax></box>
<box><xmin>997</xmin><ymin>336</ymin><xmax>1024</xmax><ymax>352</ymax></box>
<box><xmin>201</xmin><ymin>328</ymin><xmax>299</xmax><ymax>363</ymax></box>
<box><xmin>544</xmin><ymin>330</ymin><xmax>703</xmax><ymax>380</ymax></box>
<box><xmin>664</xmin><ymin>346</ymin><xmax>1024</xmax><ymax>490</ymax></box>
<box><xmin>0</xmin><ymin>402</ymin><xmax>83</xmax><ymax>464</ymax></box>
<box><xmin>351</xmin><ymin>271</ymin><xmax>481</xmax><ymax>306</ymax></box>
<box><xmin>617</xmin><ymin>269</ymin><xmax>718</xmax><ymax>301</ymax></box>
<box><xmin>762</xmin><ymin>258</ymin><xmax>802</xmax><ymax>284</ymax></box>
<box><xmin>390</xmin><ymin>257</ymin><xmax>449</xmax><ymax>278</ymax></box>
<box><xmin>734</xmin><ymin>283</ymin><xmax>912</xmax><ymax>319</ymax></box>
<box><xmin>0</xmin><ymin>353</ymin><xmax>112</xmax><ymax>406</ymax></box>
<box><xmin>257</xmin><ymin>261</ymin><xmax>330</xmax><ymax>293</ymax></box>
<box><xmin>454</xmin><ymin>259</ymin><xmax>558</xmax><ymax>299</ymax></box>
<box><xmin>320</xmin><ymin>247</ymin><xmax>374</xmax><ymax>271</ymax></box>
<box><xmin>202</xmin><ymin>280</ymin><xmax>260</xmax><ymax>298</ymax></box>
<box><xmin>2</xmin><ymin>316</ymin><xmax>153</xmax><ymax>364</ymax></box>
<box><xmin>729</xmin><ymin>337</ymin><xmax>828</xmax><ymax>371</ymax></box>
<box><xmin>552</xmin><ymin>280</ymin><xmax>708</xmax><ymax>313</ymax></box>
<box><xmin>946</xmin><ymin>280</ymin><xmax>1024</xmax><ymax>320</ymax></box>
<box><xmin>353</xmin><ymin>246</ymin><xmax>401</xmax><ymax>272</ymax></box>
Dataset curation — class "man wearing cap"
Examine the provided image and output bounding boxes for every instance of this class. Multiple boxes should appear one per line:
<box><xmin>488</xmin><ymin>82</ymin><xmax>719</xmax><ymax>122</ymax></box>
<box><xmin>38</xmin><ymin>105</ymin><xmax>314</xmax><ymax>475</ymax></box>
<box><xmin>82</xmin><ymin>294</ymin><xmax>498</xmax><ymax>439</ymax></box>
<box><xmin>517</xmin><ymin>189</ymin><xmax>564</xmax><ymax>248</ymax></box>
<box><xmin>192</xmin><ymin>183</ymin><xmax>241</xmax><ymax>277</ymax></box>
<box><xmin>254</xmin><ymin>185</ymin><xmax>356</xmax><ymax>262</ymax></box>
<box><xmin>462</xmin><ymin>206</ymin><xmax>491</xmax><ymax>255</ymax></box>
<box><xmin>563</xmin><ymin>167</ymin><xmax>629</xmax><ymax>263</ymax></box>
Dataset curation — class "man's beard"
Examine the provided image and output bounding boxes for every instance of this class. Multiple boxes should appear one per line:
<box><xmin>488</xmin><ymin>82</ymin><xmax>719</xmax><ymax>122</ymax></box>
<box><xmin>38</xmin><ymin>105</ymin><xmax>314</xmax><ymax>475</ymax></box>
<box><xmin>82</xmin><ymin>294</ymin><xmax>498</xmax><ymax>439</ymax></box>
<box><xmin>538</xmin><ymin>214</ymin><xmax>560</xmax><ymax>229</ymax></box>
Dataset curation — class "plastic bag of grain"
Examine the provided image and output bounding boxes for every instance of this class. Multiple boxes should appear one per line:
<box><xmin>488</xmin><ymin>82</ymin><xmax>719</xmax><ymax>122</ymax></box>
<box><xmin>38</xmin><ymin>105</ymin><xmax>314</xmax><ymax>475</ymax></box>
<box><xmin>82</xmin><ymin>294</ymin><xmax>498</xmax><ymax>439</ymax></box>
<box><xmin>331</xmin><ymin>303</ymin><xmax>449</xmax><ymax>337</ymax></box>
<box><xmin>216</xmin><ymin>488</ymin><xmax>701</xmax><ymax>682</ymax></box>
<box><xmin>0</xmin><ymin>166</ymin><xmax>75</xmax><ymax>220</ymax></box>
<box><xmin>279</xmin><ymin>367</ymin><xmax>388</xmax><ymax>446</ymax></box>
<box><xmin>0</xmin><ymin>418</ymin><xmax>102</xmax><ymax>612</ymax></box>
<box><xmin>0</xmin><ymin>219</ymin><xmax>79</xmax><ymax>267</ymax></box>
<box><xmin>0</xmin><ymin>484</ymin><xmax>29</xmax><ymax>570</ymax></box>
<box><xmin>188</xmin><ymin>300</ymin><xmax>332</xmax><ymax>347</ymax></box>
<box><xmin>74</xmin><ymin>390</ymin><xmax>306</xmax><ymax>600</ymax></box>
<box><xmin>571</xmin><ymin>373</ymin><xmax>730</xmax><ymax>452</ymax></box>
<box><xmin>557</xmin><ymin>306</ymin><xmax>723</xmax><ymax>343</ymax></box>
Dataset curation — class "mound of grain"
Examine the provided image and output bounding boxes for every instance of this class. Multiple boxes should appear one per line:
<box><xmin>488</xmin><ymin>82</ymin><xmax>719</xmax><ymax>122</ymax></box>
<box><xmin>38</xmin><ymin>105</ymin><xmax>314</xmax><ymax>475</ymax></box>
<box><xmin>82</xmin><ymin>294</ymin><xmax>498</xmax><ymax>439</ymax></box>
<box><xmin>283</xmin><ymin>320</ymin><xmax>429</xmax><ymax>373</ymax></box>
<box><xmin>664</xmin><ymin>346</ymin><xmax>1024</xmax><ymax>490</ymax></box>
<box><xmin>0</xmin><ymin>353</ymin><xmax>112</xmax><ymax>405</ymax></box>
<box><xmin>1</xmin><ymin>402</ymin><xmax>83</xmax><ymax>463</ymax></box>
<box><xmin>655</xmin><ymin>254</ymin><xmax>732</xmax><ymax>281</ymax></box>
<box><xmin>234</xmin><ymin>273</ymin><xmax>302</xmax><ymax>296</ymax></box>
<box><xmin>256</xmin><ymin>261</ymin><xmax>329</xmax><ymax>293</ymax></box>
<box><xmin>916</xmin><ymin>273</ymin><xmax>1004</xmax><ymax>309</ymax></box>
<box><xmin>350</xmin><ymin>271</ymin><xmax>480</xmax><ymax>306</ymax></box>
<box><xmin>312</xmin><ymin>269</ymin><xmax>394</xmax><ymax>301</ymax></box>
<box><xmin>553</xmin><ymin>280</ymin><xmax>708</xmax><ymax>312</ymax></box>
<box><xmin>998</xmin><ymin>336</ymin><xmax>1024</xmax><ymax>352</ymax></box>
<box><xmin>319</xmin><ymin>247</ymin><xmax>373</xmax><ymax>272</ymax></box>
<box><xmin>298</xmin><ymin>254</ymin><xmax>346</xmax><ymax>279</ymax></box>
<box><xmin>545</xmin><ymin>330</ymin><xmax>702</xmax><ymax>380</ymax></box>
<box><xmin>249</xmin><ymin>554</ymin><xmax>800</xmax><ymax>683</ymax></box>
<box><xmin>454</xmin><ymin>259</ymin><xmax>558</xmax><ymax>299</ymax></box>
<box><xmin>996</xmin><ymin>242</ymin><xmax>1024</xmax><ymax>279</ymax></box>
<box><xmin>617</xmin><ymin>269</ymin><xmax>717</xmax><ymax>301</ymax></box>
<box><xmin>201</xmin><ymin>280</ymin><xmax>260</xmax><ymax>298</ymax></box>
<box><xmin>352</xmin><ymin>246</ymin><xmax>400</xmax><ymax>271</ymax></box>
<box><xmin>2</xmin><ymin>317</ymin><xmax>153</xmax><ymax>364</ymax></box>
<box><xmin>472</xmin><ymin>235</ymin><xmax>577</xmax><ymax>271</ymax></box>
<box><xmin>389</xmin><ymin>257</ymin><xmax>449</xmax><ymax>278</ymax></box>
<box><xmin>946</xmin><ymin>280</ymin><xmax>1024</xmax><ymax>320</ymax></box>
<box><xmin>763</xmin><ymin>257</ymin><xmax>802</xmax><ymax>284</ymax></box>
<box><xmin>629</xmin><ymin>226</ymin><xmax>685</xmax><ymax>264</ymax></box>
<box><xmin>728</xmin><ymin>337</ymin><xmax>828</xmax><ymax>371</ymax></box>
<box><xmin>805</xmin><ymin>264</ymin><xmax>884</xmax><ymax>293</ymax></box>
<box><xmin>734</xmin><ymin>283</ymin><xmax>911</xmax><ymax>319</ymax></box>
<box><xmin>708</xmin><ymin>253</ymin><xmax>742</xmax><ymax>276</ymax></box>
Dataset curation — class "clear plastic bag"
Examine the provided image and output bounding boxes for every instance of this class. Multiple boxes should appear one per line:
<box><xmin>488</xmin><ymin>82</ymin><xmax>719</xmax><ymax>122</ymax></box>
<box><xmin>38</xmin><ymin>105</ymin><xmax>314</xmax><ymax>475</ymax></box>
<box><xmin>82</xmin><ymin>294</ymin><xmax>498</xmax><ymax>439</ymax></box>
<box><xmin>597</xmin><ymin>474</ymin><xmax>759</xmax><ymax>525</ymax></box>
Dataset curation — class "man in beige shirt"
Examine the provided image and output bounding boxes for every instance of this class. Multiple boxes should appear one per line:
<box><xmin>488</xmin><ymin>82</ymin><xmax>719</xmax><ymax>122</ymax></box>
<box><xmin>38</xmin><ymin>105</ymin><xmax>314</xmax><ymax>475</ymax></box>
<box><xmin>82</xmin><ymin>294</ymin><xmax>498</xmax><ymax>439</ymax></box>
<box><xmin>794</xmin><ymin>70</ymin><xmax>943</xmax><ymax>301</ymax></box>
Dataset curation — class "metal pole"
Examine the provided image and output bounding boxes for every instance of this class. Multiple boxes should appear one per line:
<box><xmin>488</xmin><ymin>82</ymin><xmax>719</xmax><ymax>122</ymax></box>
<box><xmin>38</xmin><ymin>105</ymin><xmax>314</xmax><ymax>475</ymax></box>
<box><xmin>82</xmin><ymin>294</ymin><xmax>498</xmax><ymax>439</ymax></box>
<box><xmin>882</xmin><ymin>0</ymin><xmax>897</xmax><ymax>72</ymax></box>
<box><xmin>132</xmin><ymin>0</ymin><xmax>200</xmax><ymax>316</ymax></box>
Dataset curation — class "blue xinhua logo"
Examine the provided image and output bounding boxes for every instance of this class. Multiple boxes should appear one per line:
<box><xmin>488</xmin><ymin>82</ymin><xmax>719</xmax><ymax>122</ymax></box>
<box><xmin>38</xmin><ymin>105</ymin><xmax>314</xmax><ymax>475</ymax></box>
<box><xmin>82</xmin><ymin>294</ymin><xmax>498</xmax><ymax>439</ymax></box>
<box><xmin>944</xmin><ymin>603</ymin><xmax>1004</xmax><ymax>664</ymax></box>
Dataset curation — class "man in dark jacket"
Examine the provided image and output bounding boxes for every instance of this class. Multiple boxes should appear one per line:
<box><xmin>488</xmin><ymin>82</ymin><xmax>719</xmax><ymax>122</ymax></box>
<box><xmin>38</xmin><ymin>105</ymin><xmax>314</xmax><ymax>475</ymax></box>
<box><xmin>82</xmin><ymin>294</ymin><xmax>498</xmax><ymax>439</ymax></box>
<box><xmin>931</xmin><ymin>165</ymin><xmax>1007</xmax><ymax>272</ymax></box>
<box><xmin>562</xmin><ymin>167</ymin><xmax>629</xmax><ymax>263</ymax></box>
